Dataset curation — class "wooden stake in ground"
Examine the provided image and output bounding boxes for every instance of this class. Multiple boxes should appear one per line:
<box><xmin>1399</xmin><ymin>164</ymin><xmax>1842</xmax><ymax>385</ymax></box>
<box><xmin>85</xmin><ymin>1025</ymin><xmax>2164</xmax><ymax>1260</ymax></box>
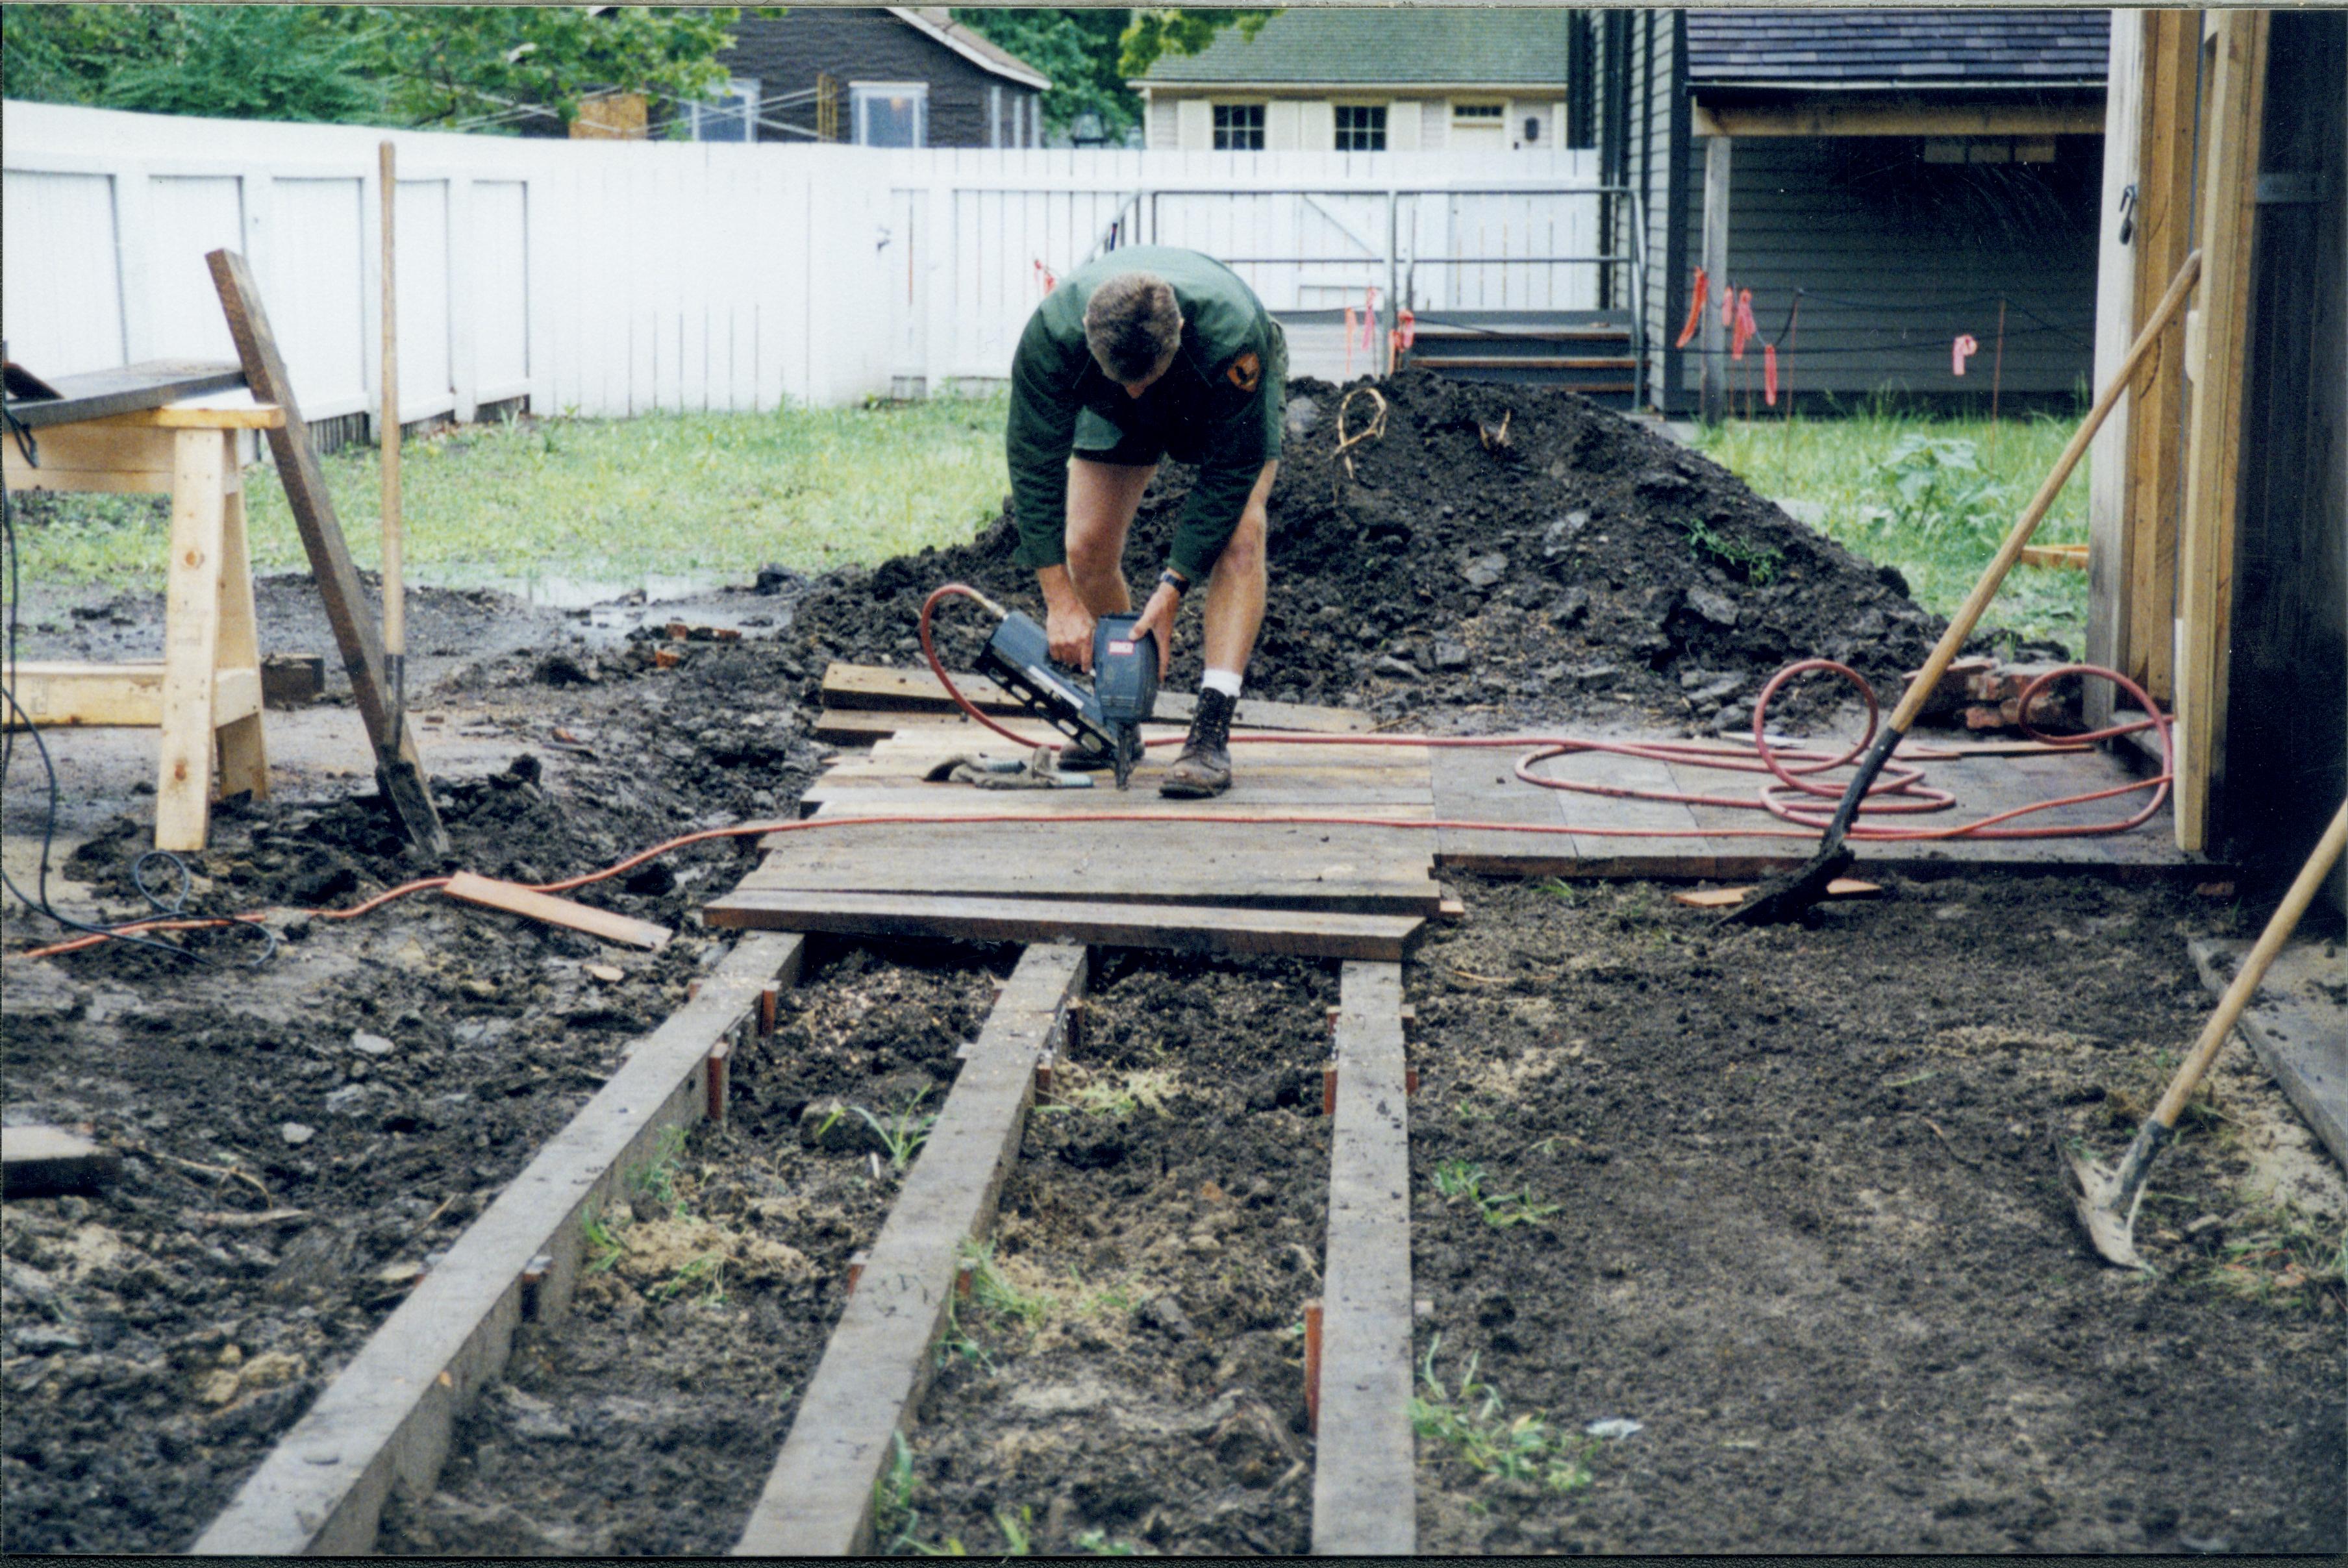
<box><xmin>379</xmin><ymin>141</ymin><xmax>405</xmax><ymax>717</ymax></box>
<box><xmin>206</xmin><ymin>247</ymin><xmax>448</xmax><ymax>857</ymax></box>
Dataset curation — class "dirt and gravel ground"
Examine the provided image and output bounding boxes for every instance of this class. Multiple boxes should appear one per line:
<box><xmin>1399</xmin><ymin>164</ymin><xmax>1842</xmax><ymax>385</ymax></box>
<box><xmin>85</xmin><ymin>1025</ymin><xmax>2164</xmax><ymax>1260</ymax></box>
<box><xmin>3</xmin><ymin>377</ymin><xmax>2338</xmax><ymax>1554</ymax></box>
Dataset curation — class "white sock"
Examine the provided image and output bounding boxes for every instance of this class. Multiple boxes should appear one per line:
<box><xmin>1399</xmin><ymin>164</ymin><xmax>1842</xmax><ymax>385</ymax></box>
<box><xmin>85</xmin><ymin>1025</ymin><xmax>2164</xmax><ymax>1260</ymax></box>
<box><xmin>1201</xmin><ymin>668</ymin><xmax>1243</xmax><ymax>699</ymax></box>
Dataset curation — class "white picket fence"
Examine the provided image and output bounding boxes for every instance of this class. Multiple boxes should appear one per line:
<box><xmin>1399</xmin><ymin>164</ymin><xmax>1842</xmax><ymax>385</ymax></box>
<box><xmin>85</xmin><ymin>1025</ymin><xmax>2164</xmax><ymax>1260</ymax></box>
<box><xmin>3</xmin><ymin>100</ymin><xmax>1608</xmax><ymax>422</ymax></box>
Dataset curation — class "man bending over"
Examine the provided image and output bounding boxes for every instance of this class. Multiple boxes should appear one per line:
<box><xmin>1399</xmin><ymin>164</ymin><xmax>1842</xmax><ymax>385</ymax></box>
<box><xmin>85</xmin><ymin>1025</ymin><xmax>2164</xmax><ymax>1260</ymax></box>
<box><xmin>1005</xmin><ymin>245</ymin><xmax>1284</xmax><ymax>798</ymax></box>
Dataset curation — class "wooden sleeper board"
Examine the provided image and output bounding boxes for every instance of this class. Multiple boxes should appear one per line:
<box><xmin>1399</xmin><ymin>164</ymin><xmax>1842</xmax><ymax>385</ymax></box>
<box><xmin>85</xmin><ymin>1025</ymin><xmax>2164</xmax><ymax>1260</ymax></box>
<box><xmin>706</xmin><ymin>889</ymin><xmax>1424</xmax><ymax>961</ymax></box>
<box><xmin>732</xmin><ymin>945</ymin><xmax>1084</xmax><ymax>1554</ymax></box>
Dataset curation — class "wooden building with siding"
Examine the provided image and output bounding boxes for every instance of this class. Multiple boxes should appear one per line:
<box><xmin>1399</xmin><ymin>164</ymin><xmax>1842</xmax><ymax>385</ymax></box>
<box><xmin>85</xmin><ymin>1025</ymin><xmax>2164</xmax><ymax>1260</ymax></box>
<box><xmin>704</xmin><ymin>7</ymin><xmax>1047</xmax><ymax>148</ymax></box>
<box><xmin>1595</xmin><ymin>10</ymin><xmax>2110</xmax><ymax>417</ymax></box>
<box><xmin>2086</xmin><ymin>8</ymin><xmax>2344</xmax><ymax>890</ymax></box>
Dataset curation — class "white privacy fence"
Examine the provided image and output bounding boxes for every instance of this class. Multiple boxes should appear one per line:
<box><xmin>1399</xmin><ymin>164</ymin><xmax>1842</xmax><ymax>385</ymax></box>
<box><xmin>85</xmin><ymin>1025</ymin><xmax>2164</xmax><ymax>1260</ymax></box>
<box><xmin>3</xmin><ymin>101</ymin><xmax>1608</xmax><ymax>421</ymax></box>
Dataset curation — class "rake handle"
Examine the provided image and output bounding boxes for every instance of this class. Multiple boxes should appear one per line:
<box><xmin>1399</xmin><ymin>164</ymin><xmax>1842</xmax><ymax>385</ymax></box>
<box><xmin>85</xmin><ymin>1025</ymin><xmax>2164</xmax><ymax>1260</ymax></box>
<box><xmin>1887</xmin><ymin>250</ymin><xmax>2202</xmax><ymax>734</ymax></box>
<box><xmin>2148</xmin><ymin>799</ymin><xmax>2348</xmax><ymax>1132</ymax></box>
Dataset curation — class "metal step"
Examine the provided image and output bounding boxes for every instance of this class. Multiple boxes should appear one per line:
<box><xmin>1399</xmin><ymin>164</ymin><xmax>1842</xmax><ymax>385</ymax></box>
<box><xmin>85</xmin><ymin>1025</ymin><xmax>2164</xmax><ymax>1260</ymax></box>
<box><xmin>1397</xmin><ymin>309</ymin><xmax>1639</xmax><ymax>404</ymax></box>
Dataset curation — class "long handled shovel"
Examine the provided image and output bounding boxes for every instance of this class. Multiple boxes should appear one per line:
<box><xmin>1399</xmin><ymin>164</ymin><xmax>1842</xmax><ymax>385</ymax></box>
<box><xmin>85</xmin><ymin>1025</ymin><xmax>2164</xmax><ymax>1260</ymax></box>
<box><xmin>2065</xmin><ymin>799</ymin><xmax>2348</xmax><ymax>1267</ymax></box>
<box><xmin>1725</xmin><ymin>251</ymin><xmax>2203</xmax><ymax>925</ymax></box>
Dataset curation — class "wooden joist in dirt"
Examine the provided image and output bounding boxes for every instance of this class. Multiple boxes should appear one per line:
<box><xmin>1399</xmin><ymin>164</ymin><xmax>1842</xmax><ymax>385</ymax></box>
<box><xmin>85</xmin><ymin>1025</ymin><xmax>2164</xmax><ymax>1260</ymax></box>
<box><xmin>193</xmin><ymin>933</ymin><xmax>802</xmax><ymax>1556</ymax></box>
<box><xmin>1</xmin><ymin>1125</ymin><xmax>121</xmax><ymax>1197</ymax></box>
<box><xmin>732</xmin><ymin>943</ymin><xmax>1086</xmax><ymax>1555</ymax></box>
<box><xmin>819</xmin><ymin>661</ymin><xmax>1373</xmax><ymax>734</ymax></box>
<box><xmin>1312</xmin><ymin>962</ymin><xmax>1417</xmax><ymax>1555</ymax></box>
<box><xmin>706</xmin><ymin>889</ymin><xmax>1424</xmax><ymax>962</ymax></box>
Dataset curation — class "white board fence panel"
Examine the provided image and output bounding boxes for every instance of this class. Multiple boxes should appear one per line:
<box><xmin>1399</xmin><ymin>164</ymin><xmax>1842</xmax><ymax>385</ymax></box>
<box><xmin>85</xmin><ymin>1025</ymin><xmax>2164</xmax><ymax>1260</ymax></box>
<box><xmin>3</xmin><ymin>101</ymin><xmax>1607</xmax><ymax>420</ymax></box>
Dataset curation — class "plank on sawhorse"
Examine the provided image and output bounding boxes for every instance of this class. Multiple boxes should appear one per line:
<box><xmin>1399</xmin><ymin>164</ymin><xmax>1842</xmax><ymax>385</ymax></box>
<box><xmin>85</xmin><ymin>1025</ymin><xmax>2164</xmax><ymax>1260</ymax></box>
<box><xmin>706</xmin><ymin>889</ymin><xmax>1424</xmax><ymax>961</ymax></box>
<box><xmin>733</xmin><ymin>943</ymin><xmax>1085</xmax><ymax>1556</ymax></box>
<box><xmin>1314</xmin><ymin>961</ymin><xmax>1416</xmax><ymax>1555</ymax></box>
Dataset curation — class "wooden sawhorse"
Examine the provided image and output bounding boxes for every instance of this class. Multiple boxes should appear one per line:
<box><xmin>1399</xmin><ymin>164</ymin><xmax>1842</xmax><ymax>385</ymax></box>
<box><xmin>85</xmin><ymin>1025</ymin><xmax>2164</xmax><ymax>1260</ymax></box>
<box><xmin>4</xmin><ymin>391</ymin><xmax>285</xmax><ymax>851</ymax></box>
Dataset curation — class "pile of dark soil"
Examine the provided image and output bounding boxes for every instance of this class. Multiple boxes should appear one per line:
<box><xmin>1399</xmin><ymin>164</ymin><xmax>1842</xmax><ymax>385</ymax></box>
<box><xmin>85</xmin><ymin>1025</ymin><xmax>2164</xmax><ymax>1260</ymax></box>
<box><xmin>378</xmin><ymin>943</ymin><xmax>1008</xmax><ymax>1555</ymax></box>
<box><xmin>786</xmin><ymin>369</ymin><xmax>1951</xmax><ymax>732</ymax></box>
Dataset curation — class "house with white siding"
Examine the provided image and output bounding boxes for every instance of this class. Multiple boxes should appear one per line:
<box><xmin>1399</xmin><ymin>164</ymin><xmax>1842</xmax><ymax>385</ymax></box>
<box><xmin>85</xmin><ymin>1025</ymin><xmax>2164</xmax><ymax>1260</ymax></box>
<box><xmin>1133</xmin><ymin>10</ymin><xmax>1588</xmax><ymax>155</ymax></box>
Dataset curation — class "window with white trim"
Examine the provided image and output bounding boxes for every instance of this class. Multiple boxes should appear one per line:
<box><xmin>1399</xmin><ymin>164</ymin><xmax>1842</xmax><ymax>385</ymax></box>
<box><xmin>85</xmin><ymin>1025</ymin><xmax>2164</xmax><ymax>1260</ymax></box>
<box><xmin>852</xmin><ymin>82</ymin><xmax>927</xmax><ymax>147</ymax></box>
<box><xmin>1452</xmin><ymin>103</ymin><xmax>1505</xmax><ymax>123</ymax></box>
<box><xmin>688</xmin><ymin>78</ymin><xmax>757</xmax><ymax>142</ymax></box>
<box><xmin>1334</xmin><ymin>104</ymin><xmax>1387</xmax><ymax>152</ymax></box>
<box><xmin>1212</xmin><ymin>103</ymin><xmax>1266</xmax><ymax>151</ymax></box>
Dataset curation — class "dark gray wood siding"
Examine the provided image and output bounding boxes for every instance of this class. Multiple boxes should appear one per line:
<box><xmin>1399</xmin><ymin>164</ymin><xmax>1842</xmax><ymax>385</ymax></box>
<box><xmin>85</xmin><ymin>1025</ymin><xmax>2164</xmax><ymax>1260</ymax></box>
<box><xmin>2223</xmin><ymin>7</ymin><xmax>2345</xmax><ymax>873</ymax></box>
<box><xmin>708</xmin><ymin>10</ymin><xmax>1040</xmax><ymax>147</ymax></box>
<box><xmin>1669</xmin><ymin>132</ymin><xmax>2103</xmax><ymax>407</ymax></box>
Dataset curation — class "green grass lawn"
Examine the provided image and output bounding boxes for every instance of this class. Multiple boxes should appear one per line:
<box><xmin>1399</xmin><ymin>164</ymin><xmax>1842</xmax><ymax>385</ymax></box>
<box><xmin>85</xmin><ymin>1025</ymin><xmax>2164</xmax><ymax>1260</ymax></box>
<box><xmin>1693</xmin><ymin>406</ymin><xmax>2091</xmax><ymax>654</ymax></box>
<box><xmin>10</xmin><ymin>388</ymin><xmax>2090</xmax><ymax>656</ymax></box>
<box><xmin>9</xmin><ymin>393</ymin><xmax>1016</xmax><ymax>591</ymax></box>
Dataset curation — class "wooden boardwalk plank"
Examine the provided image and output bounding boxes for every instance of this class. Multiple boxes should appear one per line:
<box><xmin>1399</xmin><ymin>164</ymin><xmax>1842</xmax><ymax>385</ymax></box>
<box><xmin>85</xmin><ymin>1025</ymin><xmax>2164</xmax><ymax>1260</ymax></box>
<box><xmin>732</xmin><ymin>945</ymin><xmax>1086</xmax><ymax>1556</ymax></box>
<box><xmin>799</xmin><ymin>787</ymin><xmax>1434</xmax><ymax>817</ymax></box>
<box><xmin>194</xmin><ymin>934</ymin><xmax>804</xmax><ymax>1556</ymax></box>
<box><xmin>2191</xmin><ymin>938</ymin><xmax>2347</xmax><ymax>1169</ymax></box>
<box><xmin>706</xmin><ymin>890</ymin><xmax>1423</xmax><ymax>961</ymax></box>
<box><xmin>1429</xmin><ymin>743</ymin><xmax>1577</xmax><ymax>875</ymax></box>
<box><xmin>1313</xmin><ymin>962</ymin><xmax>1416</xmax><ymax>1556</ymax></box>
<box><xmin>821</xmin><ymin>662</ymin><xmax>1372</xmax><ymax>732</ymax></box>
<box><xmin>746</xmin><ymin>822</ymin><xmax>1440</xmax><ymax>914</ymax></box>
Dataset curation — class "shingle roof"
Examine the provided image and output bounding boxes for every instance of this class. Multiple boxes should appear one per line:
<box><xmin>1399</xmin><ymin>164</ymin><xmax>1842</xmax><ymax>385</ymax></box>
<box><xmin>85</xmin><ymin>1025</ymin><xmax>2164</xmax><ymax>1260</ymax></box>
<box><xmin>1136</xmin><ymin>9</ymin><xmax>1573</xmax><ymax>88</ymax></box>
<box><xmin>1688</xmin><ymin>9</ymin><xmax>2109</xmax><ymax>87</ymax></box>
<box><xmin>893</xmin><ymin>8</ymin><xmax>1049</xmax><ymax>90</ymax></box>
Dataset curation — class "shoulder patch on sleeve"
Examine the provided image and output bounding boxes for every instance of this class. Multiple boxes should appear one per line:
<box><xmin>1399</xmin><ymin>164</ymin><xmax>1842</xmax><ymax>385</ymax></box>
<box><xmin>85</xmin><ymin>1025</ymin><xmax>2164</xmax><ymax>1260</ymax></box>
<box><xmin>1225</xmin><ymin>351</ymin><xmax>1261</xmax><ymax>393</ymax></box>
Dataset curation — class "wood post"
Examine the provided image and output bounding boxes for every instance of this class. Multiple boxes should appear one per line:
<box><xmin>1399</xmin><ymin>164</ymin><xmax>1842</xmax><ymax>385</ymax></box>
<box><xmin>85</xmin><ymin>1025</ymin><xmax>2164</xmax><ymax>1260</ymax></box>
<box><xmin>2175</xmin><ymin>8</ymin><xmax>2271</xmax><ymax>853</ymax></box>
<box><xmin>153</xmin><ymin>429</ymin><xmax>230</xmax><ymax>850</ymax></box>
<box><xmin>1699</xmin><ymin>134</ymin><xmax>1732</xmax><ymax>424</ymax></box>
<box><xmin>2084</xmin><ymin>8</ymin><xmax>2146</xmax><ymax>730</ymax></box>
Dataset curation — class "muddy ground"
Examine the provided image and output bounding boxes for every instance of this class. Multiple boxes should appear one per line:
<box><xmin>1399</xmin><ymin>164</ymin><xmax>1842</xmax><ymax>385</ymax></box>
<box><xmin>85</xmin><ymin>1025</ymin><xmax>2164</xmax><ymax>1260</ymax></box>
<box><xmin>3</xmin><ymin>375</ymin><xmax>2340</xmax><ymax>1552</ymax></box>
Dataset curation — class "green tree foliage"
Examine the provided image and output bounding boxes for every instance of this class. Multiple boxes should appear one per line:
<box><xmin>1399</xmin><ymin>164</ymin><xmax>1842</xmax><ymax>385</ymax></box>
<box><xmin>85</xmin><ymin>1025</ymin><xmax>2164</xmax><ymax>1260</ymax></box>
<box><xmin>949</xmin><ymin>8</ymin><xmax>1138</xmax><ymax>141</ymax></box>
<box><xmin>369</xmin><ymin>6</ymin><xmax>742</xmax><ymax>131</ymax></box>
<box><xmin>0</xmin><ymin>4</ymin><xmax>748</xmax><ymax>131</ymax></box>
<box><xmin>1117</xmin><ymin>8</ymin><xmax>1279</xmax><ymax>81</ymax></box>
<box><xmin>102</xmin><ymin>6</ymin><xmax>388</xmax><ymax>123</ymax></box>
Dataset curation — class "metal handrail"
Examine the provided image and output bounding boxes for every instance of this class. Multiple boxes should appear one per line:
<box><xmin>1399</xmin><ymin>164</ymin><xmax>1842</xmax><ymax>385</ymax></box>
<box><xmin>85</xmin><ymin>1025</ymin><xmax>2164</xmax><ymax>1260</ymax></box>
<box><xmin>1076</xmin><ymin>179</ymin><xmax>1646</xmax><ymax>393</ymax></box>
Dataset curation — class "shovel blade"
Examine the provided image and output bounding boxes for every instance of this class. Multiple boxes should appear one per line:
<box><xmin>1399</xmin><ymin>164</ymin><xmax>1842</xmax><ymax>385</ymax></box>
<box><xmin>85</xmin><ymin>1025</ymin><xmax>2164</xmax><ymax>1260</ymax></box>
<box><xmin>2060</xmin><ymin>1143</ymin><xmax>2149</xmax><ymax>1270</ymax></box>
<box><xmin>1718</xmin><ymin>842</ymin><xmax>1855</xmax><ymax>927</ymax></box>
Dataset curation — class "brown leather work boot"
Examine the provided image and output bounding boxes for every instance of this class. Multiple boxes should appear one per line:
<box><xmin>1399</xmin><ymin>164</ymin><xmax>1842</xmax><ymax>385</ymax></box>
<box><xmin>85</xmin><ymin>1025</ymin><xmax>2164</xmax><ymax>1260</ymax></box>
<box><xmin>1159</xmin><ymin>687</ymin><xmax>1235</xmax><ymax>798</ymax></box>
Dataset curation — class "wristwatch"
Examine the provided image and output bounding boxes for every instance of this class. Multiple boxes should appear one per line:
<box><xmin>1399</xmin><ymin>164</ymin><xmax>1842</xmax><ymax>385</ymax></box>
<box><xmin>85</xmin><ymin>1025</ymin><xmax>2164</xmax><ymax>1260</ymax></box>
<box><xmin>1158</xmin><ymin>568</ymin><xmax>1191</xmax><ymax>595</ymax></box>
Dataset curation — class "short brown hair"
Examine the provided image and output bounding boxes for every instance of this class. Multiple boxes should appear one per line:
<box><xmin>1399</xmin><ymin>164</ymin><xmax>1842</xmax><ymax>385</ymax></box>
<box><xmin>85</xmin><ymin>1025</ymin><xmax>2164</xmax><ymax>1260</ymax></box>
<box><xmin>1083</xmin><ymin>273</ymin><xmax>1182</xmax><ymax>381</ymax></box>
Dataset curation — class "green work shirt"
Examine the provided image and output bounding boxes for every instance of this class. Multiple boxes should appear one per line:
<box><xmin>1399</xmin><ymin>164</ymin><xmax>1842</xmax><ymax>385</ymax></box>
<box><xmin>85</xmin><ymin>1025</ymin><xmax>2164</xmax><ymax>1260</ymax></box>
<box><xmin>1005</xmin><ymin>245</ymin><xmax>1284</xmax><ymax>586</ymax></box>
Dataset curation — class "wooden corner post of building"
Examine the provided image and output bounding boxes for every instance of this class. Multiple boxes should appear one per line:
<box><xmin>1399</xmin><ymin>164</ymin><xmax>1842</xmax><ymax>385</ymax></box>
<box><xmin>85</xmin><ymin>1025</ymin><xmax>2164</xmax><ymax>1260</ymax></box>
<box><xmin>2175</xmin><ymin>7</ymin><xmax>2270</xmax><ymax>853</ymax></box>
<box><xmin>2084</xmin><ymin>8</ymin><xmax>2147</xmax><ymax>730</ymax></box>
<box><xmin>1699</xmin><ymin>132</ymin><xmax>1731</xmax><ymax>425</ymax></box>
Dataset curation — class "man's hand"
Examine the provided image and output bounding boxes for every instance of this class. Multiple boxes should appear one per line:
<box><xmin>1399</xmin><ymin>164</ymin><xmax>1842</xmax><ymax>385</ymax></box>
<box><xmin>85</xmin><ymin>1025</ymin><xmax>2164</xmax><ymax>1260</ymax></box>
<box><xmin>1129</xmin><ymin>579</ymin><xmax>1181</xmax><ymax>682</ymax></box>
<box><xmin>1036</xmin><ymin>565</ymin><xmax>1097</xmax><ymax>671</ymax></box>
